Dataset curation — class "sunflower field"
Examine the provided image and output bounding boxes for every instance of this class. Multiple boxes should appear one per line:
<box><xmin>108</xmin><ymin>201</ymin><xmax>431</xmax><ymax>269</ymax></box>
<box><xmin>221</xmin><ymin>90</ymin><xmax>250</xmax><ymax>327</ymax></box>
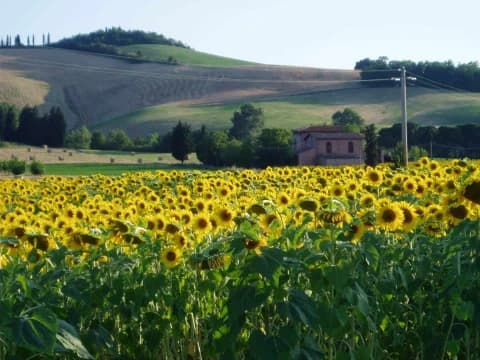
<box><xmin>1</xmin><ymin>157</ymin><xmax>480</xmax><ymax>359</ymax></box>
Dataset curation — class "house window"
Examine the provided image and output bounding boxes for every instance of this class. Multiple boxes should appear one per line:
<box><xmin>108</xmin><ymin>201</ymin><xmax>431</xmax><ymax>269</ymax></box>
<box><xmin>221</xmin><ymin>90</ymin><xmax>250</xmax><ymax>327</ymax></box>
<box><xmin>348</xmin><ymin>141</ymin><xmax>354</xmax><ymax>153</ymax></box>
<box><xmin>326</xmin><ymin>142</ymin><xmax>332</xmax><ymax>154</ymax></box>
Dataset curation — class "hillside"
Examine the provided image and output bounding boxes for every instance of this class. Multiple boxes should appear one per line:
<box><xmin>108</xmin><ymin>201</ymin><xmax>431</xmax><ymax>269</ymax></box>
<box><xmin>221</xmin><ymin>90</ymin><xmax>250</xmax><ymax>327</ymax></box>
<box><xmin>116</xmin><ymin>44</ymin><xmax>255</xmax><ymax>67</ymax></box>
<box><xmin>1</xmin><ymin>46</ymin><xmax>480</xmax><ymax>136</ymax></box>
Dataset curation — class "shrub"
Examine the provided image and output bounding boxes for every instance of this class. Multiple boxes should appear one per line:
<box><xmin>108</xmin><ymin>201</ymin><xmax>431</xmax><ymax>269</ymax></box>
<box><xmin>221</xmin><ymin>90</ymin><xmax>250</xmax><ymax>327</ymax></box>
<box><xmin>7</xmin><ymin>159</ymin><xmax>26</xmax><ymax>175</ymax></box>
<box><xmin>30</xmin><ymin>160</ymin><xmax>45</xmax><ymax>175</ymax></box>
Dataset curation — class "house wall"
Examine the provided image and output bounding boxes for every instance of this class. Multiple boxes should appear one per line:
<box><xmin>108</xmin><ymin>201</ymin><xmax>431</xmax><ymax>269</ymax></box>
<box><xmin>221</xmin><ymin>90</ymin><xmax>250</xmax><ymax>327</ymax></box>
<box><xmin>316</xmin><ymin>139</ymin><xmax>362</xmax><ymax>155</ymax></box>
<box><xmin>297</xmin><ymin>148</ymin><xmax>317</xmax><ymax>166</ymax></box>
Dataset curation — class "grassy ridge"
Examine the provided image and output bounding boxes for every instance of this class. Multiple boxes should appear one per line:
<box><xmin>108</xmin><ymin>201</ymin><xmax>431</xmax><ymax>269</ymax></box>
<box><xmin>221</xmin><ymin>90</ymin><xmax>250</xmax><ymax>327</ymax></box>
<box><xmin>117</xmin><ymin>44</ymin><xmax>254</xmax><ymax>67</ymax></box>
<box><xmin>43</xmin><ymin>163</ymin><xmax>206</xmax><ymax>176</ymax></box>
<box><xmin>95</xmin><ymin>87</ymin><xmax>480</xmax><ymax>135</ymax></box>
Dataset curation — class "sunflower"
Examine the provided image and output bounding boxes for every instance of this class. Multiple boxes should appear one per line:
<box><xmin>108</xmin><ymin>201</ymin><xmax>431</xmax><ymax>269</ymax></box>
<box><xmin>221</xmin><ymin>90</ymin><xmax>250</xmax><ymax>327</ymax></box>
<box><xmin>359</xmin><ymin>194</ymin><xmax>376</xmax><ymax>208</ymax></box>
<box><xmin>214</xmin><ymin>206</ymin><xmax>235</xmax><ymax>227</ymax></box>
<box><xmin>403</xmin><ymin>179</ymin><xmax>416</xmax><ymax>194</ymax></box>
<box><xmin>318</xmin><ymin>209</ymin><xmax>351</xmax><ymax>227</ymax></box>
<box><xmin>462</xmin><ymin>179</ymin><xmax>480</xmax><ymax>205</ymax></box>
<box><xmin>345</xmin><ymin>222</ymin><xmax>365</xmax><ymax>244</ymax></box>
<box><xmin>277</xmin><ymin>192</ymin><xmax>291</xmax><ymax>207</ymax></box>
<box><xmin>397</xmin><ymin>201</ymin><xmax>417</xmax><ymax>232</ymax></box>
<box><xmin>161</xmin><ymin>246</ymin><xmax>182</xmax><ymax>268</ymax></box>
<box><xmin>298</xmin><ymin>198</ymin><xmax>319</xmax><ymax>212</ymax></box>
<box><xmin>244</xmin><ymin>237</ymin><xmax>267</xmax><ymax>254</ymax></box>
<box><xmin>173</xmin><ymin>233</ymin><xmax>189</xmax><ymax>249</ymax></box>
<box><xmin>365</xmin><ymin>168</ymin><xmax>383</xmax><ymax>186</ymax></box>
<box><xmin>192</xmin><ymin>214</ymin><xmax>212</xmax><ymax>235</ymax></box>
<box><xmin>329</xmin><ymin>184</ymin><xmax>345</xmax><ymax>198</ymax></box>
<box><xmin>376</xmin><ymin>202</ymin><xmax>404</xmax><ymax>231</ymax></box>
<box><xmin>445</xmin><ymin>203</ymin><xmax>470</xmax><ymax>225</ymax></box>
<box><xmin>260</xmin><ymin>213</ymin><xmax>280</xmax><ymax>229</ymax></box>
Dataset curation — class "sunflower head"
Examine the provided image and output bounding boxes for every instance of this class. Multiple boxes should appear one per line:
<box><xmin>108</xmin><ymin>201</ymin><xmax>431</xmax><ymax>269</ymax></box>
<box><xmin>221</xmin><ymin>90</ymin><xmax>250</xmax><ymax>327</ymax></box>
<box><xmin>161</xmin><ymin>246</ymin><xmax>182</xmax><ymax>268</ymax></box>
<box><xmin>376</xmin><ymin>202</ymin><xmax>404</xmax><ymax>231</ymax></box>
<box><xmin>366</xmin><ymin>168</ymin><xmax>383</xmax><ymax>185</ymax></box>
<box><xmin>462</xmin><ymin>179</ymin><xmax>480</xmax><ymax>205</ymax></box>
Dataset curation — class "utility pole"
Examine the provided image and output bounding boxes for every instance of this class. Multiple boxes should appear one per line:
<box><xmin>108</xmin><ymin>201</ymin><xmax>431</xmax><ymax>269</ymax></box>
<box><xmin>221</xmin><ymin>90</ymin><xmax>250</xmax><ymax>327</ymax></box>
<box><xmin>401</xmin><ymin>67</ymin><xmax>408</xmax><ymax>166</ymax></box>
<box><xmin>392</xmin><ymin>67</ymin><xmax>416</xmax><ymax>167</ymax></box>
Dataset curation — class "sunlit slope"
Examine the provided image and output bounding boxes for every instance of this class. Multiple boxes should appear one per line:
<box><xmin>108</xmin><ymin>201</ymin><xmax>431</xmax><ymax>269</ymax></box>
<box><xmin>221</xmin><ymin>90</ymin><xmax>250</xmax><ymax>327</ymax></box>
<box><xmin>94</xmin><ymin>87</ymin><xmax>480</xmax><ymax>136</ymax></box>
<box><xmin>0</xmin><ymin>68</ymin><xmax>49</xmax><ymax>108</ymax></box>
<box><xmin>117</xmin><ymin>44</ymin><xmax>255</xmax><ymax>67</ymax></box>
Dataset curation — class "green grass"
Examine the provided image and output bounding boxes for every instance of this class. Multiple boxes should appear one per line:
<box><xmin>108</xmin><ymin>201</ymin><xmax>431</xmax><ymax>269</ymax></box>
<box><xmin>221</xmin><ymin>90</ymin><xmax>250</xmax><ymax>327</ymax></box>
<box><xmin>94</xmin><ymin>87</ymin><xmax>480</xmax><ymax>136</ymax></box>
<box><xmin>44</xmin><ymin>163</ymin><xmax>206</xmax><ymax>176</ymax></box>
<box><xmin>116</xmin><ymin>44</ymin><xmax>254</xmax><ymax>67</ymax></box>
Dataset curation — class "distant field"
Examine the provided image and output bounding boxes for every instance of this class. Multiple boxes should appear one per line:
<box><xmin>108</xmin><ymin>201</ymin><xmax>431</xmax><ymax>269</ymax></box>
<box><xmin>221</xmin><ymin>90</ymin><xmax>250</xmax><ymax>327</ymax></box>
<box><xmin>117</xmin><ymin>44</ymin><xmax>255</xmax><ymax>67</ymax></box>
<box><xmin>0</xmin><ymin>144</ymin><xmax>200</xmax><ymax>165</ymax></box>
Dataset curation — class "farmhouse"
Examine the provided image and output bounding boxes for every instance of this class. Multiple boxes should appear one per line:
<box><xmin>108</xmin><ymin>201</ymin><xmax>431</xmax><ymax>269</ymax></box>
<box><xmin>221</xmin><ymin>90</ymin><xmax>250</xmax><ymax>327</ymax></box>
<box><xmin>293</xmin><ymin>125</ymin><xmax>364</xmax><ymax>165</ymax></box>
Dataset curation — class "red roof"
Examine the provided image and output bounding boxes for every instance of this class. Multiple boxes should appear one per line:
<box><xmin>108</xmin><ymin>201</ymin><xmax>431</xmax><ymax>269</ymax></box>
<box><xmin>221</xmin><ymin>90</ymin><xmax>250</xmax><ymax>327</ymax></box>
<box><xmin>294</xmin><ymin>125</ymin><xmax>345</xmax><ymax>133</ymax></box>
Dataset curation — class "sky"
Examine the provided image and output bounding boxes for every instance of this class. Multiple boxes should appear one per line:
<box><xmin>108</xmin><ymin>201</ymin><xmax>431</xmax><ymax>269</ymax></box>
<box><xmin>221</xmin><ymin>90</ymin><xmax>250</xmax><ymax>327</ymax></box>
<box><xmin>1</xmin><ymin>0</ymin><xmax>479</xmax><ymax>69</ymax></box>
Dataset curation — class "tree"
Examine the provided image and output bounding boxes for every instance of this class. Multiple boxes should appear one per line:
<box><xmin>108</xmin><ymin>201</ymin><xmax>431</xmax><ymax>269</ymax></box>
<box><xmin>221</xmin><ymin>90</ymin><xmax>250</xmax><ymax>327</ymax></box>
<box><xmin>65</xmin><ymin>126</ymin><xmax>92</xmax><ymax>149</ymax></box>
<box><xmin>46</xmin><ymin>107</ymin><xmax>66</xmax><ymax>147</ymax></box>
<box><xmin>104</xmin><ymin>129</ymin><xmax>132</xmax><ymax>150</ymax></box>
<box><xmin>14</xmin><ymin>34</ymin><xmax>22</xmax><ymax>47</ymax></box>
<box><xmin>4</xmin><ymin>106</ymin><xmax>18</xmax><ymax>141</ymax></box>
<box><xmin>91</xmin><ymin>131</ymin><xmax>106</xmax><ymax>149</ymax></box>
<box><xmin>362</xmin><ymin>124</ymin><xmax>378</xmax><ymax>166</ymax></box>
<box><xmin>0</xmin><ymin>105</ymin><xmax>5</xmax><ymax>140</ymax></box>
<box><xmin>17</xmin><ymin>106</ymin><xmax>40</xmax><ymax>145</ymax></box>
<box><xmin>171</xmin><ymin>122</ymin><xmax>193</xmax><ymax>164</ymax></box>
<box><xmin>332</xmin><ymin>108</ymin><xmax>365</xmax><ymax>130</ymax></box>
<box><xmin>229</xmin><ymin>103</ymin><xmax>264</xmax><ymax>141</ymax></box>
<box><xmin>255</xmin><ymin>128</ymin><xmax>295</xmax><ymax>167</ymax></box>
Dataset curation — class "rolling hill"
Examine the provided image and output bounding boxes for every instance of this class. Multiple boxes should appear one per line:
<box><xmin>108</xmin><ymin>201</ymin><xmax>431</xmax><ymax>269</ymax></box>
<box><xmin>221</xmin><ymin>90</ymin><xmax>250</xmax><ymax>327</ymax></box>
<box><xmin>1</xmin><ymin>45</ymin><xmax>479</xmax><ymax>137</ymax></box>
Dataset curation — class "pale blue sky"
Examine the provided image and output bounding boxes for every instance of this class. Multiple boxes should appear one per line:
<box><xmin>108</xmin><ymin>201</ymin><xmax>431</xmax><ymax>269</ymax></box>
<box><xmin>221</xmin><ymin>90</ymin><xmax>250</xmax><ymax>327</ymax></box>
<box><xmin>1</xmin><ymin>0</ymin><xmax>478</xmax><ymax>69</ymax></box>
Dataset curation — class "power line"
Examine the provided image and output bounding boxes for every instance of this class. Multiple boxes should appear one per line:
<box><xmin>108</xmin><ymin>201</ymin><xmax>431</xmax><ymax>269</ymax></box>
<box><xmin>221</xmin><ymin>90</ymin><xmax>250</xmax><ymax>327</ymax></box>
<box><xmin>4</xmin><ymin>57</ymin><xmax>396</xmax><ymax>85</ymax></box>
<box><xmin>406</xmin><ymin>70</ymin><xmax>473</xmax><ymax>93</ymax></box>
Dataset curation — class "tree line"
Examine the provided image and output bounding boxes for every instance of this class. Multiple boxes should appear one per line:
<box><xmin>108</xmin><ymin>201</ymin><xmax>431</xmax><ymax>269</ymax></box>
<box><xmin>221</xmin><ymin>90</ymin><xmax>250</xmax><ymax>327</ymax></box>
<box><xmin>379</xmin><ymin>122</ymin><xmax>480</xmax><ymax>158</ymax></box>
<box><xmin>0</xmin><ymin>33</ymin><xmax>50</xmax><ymax>48</ymax></box>
<box><xmin>169</xmin><ymin>104</ymin><xmax>296</xmax><ymax>168</ymax></box>
<box><xmin>355</xmin><ymin>56</ymin><xmax>480</xmax><ymax>92</ymax></box>
<box><xmin>52</xmin><ymin>27</ymin><xmax>188</xmax><ymax>56</ymax></box>
<box><xmin>0</xmin><ymin>104</ymin><xmax>65</xmax><ymax>147</ymax></box>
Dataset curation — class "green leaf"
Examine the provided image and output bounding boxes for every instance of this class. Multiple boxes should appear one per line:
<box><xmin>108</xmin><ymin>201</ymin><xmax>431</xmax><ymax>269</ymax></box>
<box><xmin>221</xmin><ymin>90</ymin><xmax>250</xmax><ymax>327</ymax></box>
<box><xmin>364</xmin><ymin>244</ymin><xmax>379</xmax><ymax>270</ymax></box>
<box><xmin>244</xmin><ymin>247</ymin><xmax>284</xmax><ymax>281</ymax></box>
<box><xmin>248</xmin><ymin>330</ymin><xmax>279</xmax><ymax>360</ymax></box>
<box><xmin>16</xmin><ymin>274</ymin><xmax>31</xmax><ymax>298</ymax></box>
<box><xmin>325</xmin><ymin>265</ymin><xmax>350</xmax><ymax>289</ymax></box>
<box><xmin>56</xmin><ymin>320</ymin><xmax>93</xmax><ymax>359</ymax></box>
<box><xmin>0</xmin><ymin>236</ymin><xmax>19</xmax><ymax>246</ymax></box>
<box><xmin>14</xmin><ymin>306</ymin><xmax>58</xmax><ymax>355</ymax></box>
<box><xmin>279</xmin><ymin>289</ymin><xmax>319</xmax><ymax>327</ymax></box>
<box><xmin>355</xmin><ymin>282</ymin><xmax>370</xmax><ymax>316</ymax></box>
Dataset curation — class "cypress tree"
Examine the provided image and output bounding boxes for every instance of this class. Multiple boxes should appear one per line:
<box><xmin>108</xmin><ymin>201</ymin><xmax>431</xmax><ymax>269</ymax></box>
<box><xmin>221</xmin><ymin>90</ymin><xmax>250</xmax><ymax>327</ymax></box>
<box><xmin>4</xmin><ymin>106</ymin><xmax>18</xmax><ymax>141</ymax></box>
<box><xmin>363</xmin><ymin>124</ymin><xmax>379</xmax><ymax>166</ymax></box>
<box><xmin>171</xmin><ymin>121</ymin><xmax>193</xmax><ymax>164</ymax></box>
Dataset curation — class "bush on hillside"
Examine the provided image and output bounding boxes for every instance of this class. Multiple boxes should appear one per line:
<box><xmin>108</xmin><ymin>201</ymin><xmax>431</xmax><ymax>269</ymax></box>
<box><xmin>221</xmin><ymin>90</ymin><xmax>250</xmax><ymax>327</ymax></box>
<box><xmin>30</xmin><ymin>160</ymin><xmax>45</xmax><ymax>175</ymax></box>
<box><xmin>7</xmin><ymin>159</ymin><xmax>26</xmax><ymax>175</ymax></box>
